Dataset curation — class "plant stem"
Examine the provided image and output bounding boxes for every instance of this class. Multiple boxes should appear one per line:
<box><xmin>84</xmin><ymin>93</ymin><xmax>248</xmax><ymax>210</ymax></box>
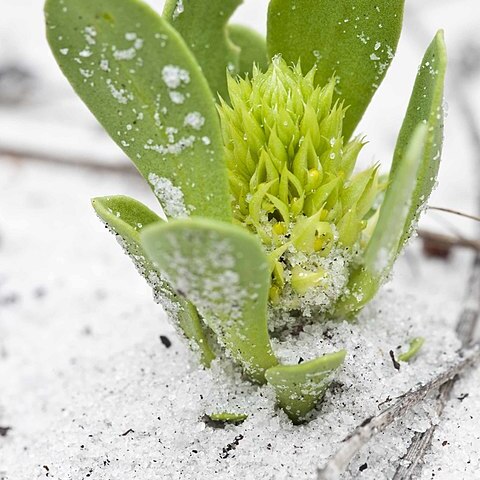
<box><xmin>316</xmin><ymin>340</ymin><xmax>480</xmax><ymax>480</ymax></box>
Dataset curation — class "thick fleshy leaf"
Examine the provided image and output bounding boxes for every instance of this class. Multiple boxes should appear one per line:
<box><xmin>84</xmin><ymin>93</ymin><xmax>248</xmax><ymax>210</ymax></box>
<box><xmin>267</xmin><ymin>0</ymin><xmax>405</xmax><ymax>139</ymax></box>
<box><xmin>163</xmin><ymin>0</ymin><xmax>242</xmax><ymax>99</ymax></box>
<box><xmin>265</xmin><ymin>350</ymin><xmax>346</xmax><ymax>424</ymax></box>
<box><xmin>141</xmin><ymin>217</ymin><xmax>278</xmax><ymax>383</ymax></box>
<box><xmin>392</xmin><ymin>31</ymin><xmax>447</xmax><ymax>248</ymax></box>
<box><xmin>228</xmin><ymin>24</ymin><xmax>268</xmax><ymax>76</ymax></box>
<box><xmin>91</xmin><ymin>195</ymin><xmax>215</xmax><ymax>365</ymax></box>
<box><xmin>335</xmin><ymin>124</ymin><xmax>428</xmax><ymax>317</ymax></box>
<box><xmin>45</xmin><ymin>0</ymin><xmax>231</xmax><ymax>221</ymax></box>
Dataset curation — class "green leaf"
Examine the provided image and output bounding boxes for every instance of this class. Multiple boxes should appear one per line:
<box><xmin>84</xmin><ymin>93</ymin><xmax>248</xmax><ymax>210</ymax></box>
<box><xmin>392</xmin><ymin>31</ymin><xmax>447</xmax><ymax>248</ymax></box>
<box><xmin>228</xmin><ymin>24</ymin><xmax>268</xmax><ymax>76</ymax></box>
<box><xmin>141</xmin><ymin>217</ymin><xmax>278</xmax><ymax>383</ymax></box>
<box><xmin>45</xmin><ymin>0</ymin><xmax>231</xmax><ymax>222</ymax></box>
<box><xmin>163</xmin><ymin>0</ymin><xmax>242</xmax><ymax>99</ymax></box>
<box><xmin>335</xmin><ymin>124</ymin><xmax>428</xmax><ymax>317</ymax></box>
<box><xmin>265</xmin><ymin>350</ymin><xmax>346</xmax><ymax>424</ymax></box>
<box><xmin>398</xmin><ymin>337</ymin><xmax>424</xmax><ymax>362</ymax></box>
<box><xmin>91</xmin><ymin>195</ymin><xmax>215</xmax><ymax>366</ymax></box>
<box><xmin>267</xmin><ymin>0</ymin><xmax>405</xmax><ymax>139</ymax></box>
<box><xmin>206</xmin><ymin>412</ymin><xmax>248</xmax><ymax>425</ymax></box>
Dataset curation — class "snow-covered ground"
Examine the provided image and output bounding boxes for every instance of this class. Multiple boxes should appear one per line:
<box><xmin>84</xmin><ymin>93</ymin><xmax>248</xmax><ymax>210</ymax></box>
<box><xmin>1</xmin><ymin>1</ymin><xmax>480</xmax><ymax>479</ymax></box>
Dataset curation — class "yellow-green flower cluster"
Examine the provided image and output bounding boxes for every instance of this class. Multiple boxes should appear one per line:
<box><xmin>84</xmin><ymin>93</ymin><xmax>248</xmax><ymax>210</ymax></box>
<box><xmin>218</xmin><ymin>57</ymin><xmax>384</xmax><ymax>319</ymax></box>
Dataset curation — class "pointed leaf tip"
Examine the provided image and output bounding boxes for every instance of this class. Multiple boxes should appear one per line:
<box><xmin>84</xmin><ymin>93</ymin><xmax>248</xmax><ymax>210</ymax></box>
<box><xmin>392</xmin><ymin>30</ymin><xmax>447</xmax><ymax>249</ymax></box>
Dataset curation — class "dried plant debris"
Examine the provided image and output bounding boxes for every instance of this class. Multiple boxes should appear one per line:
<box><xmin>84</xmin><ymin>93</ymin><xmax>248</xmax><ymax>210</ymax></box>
<box><xmin>0</xmin><ymin>64</ymin><xmax>35</xmax><ymax>105</ymax></box>
<box><xmin>393</xmin><ymin>254</ymin><xmax>480</xmax><ymax>479</ymax></box>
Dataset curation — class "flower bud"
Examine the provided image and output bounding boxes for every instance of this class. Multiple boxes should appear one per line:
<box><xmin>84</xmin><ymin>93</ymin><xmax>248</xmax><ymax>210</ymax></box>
<box><xmin>218</xmin><ymin>57</ymin><xmax>384</xmax><ymax>328</ymax></box>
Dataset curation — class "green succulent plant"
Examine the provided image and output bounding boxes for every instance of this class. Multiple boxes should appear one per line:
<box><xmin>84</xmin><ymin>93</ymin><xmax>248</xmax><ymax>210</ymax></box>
<box><xmin>45</xmin><ymin>0</ymin><xmax>446</xmax><ymax>423</ymax></box>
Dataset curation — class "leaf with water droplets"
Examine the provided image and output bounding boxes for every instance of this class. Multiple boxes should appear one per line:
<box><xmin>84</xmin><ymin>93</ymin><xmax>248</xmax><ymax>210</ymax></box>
<box><xmin>163</xmin><ymin>0</ymin><xmax>242</xmax><ymax>99</ymax></box>
<box><xmin>141</xmin><ymin>217</ymin><xmax>278</xmax><ymax>383</ymax></box>
<box><xmin>45</xmin><ymin>0</ymin><xmax>231</xmax><ymax>221</ymax></box>
<box><xmin>267</xmin><ymin>0</ymin><xmax>405</xmax><ymax>139</ymax></box>
<box><xmin>392</xmin><ymin>30</ymin><xmax>447</xmax><ymax>249</ymax></box>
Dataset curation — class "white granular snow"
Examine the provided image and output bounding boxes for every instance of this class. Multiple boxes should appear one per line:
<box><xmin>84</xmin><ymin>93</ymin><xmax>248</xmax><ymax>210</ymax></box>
<box><xmin>161</xmin><ymin>65</ymin><xmax>190</xmax><ymax>89</ymax></box>
<box><xmin>84</xmin><ymin>25</ymin><xmax>97</xmax><ymax>46</ymax></box>
<box><xmin>183</xmin><ymin>111</ymin><xmax>205</xmax><ymax>130</ymax></box>
<box><xmin>169</xmin><ymin>90</ymin><xmax>185</xmax><ymax>104</ymax></box>
<box><xmin>0</xmin><ymin>287</ymin><xmax>463</xmax><ymax>480</ymax></box>
<box><xmin>0</xmin><ymin>157</ymin><xmax>478</xmax><ymax>480</ymax></box>
<box><xmin>144</xmin><ymin>135</ymin><xmax>196</xmax><ymax>155</ymax></box>
<box><xmin>418</xmin><ymin>360</ymin><xmax>480</xmax><ymax>480</ymax></box>
<box><xmin>113</xmin><ymin>33</ymin><xmax>144</xmax><ymax>61</ymax></box>
<box><xmin>105</xmin><ymin>78</ymin><xmax>133</xmax><ymax>104</ymax></box>
<box><xmin>173</xmin><ymin>0</ymin><xmax>185</xmax><ymax>19</ymax></box>
<box><xmin>147</xmin><ymin>173</ymin><xmax>189</xmax><ymax>218</ymax></box>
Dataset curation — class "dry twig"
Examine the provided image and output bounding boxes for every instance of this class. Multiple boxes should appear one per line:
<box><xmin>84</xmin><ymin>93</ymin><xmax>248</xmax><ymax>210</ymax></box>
<box><xmin>392</xmin><ymin>46</ymin><xmax>480</xmax><ymax>478</ymax></box>
<box><xmin>316</xmin><ymin>341</ymin><xmax>480</xmax><ymax>480</ymax></box>
<box><xmin>391</xmin><ymin>33</ymin><xmax>480</xmax><ymax>477</ymax></box>
<box><xmin>392</xmin><ymin>254</ymin><xmax>480</xmax><ymax>479</ymax></box>
<box><xmin>418</xmin><ymin>229</ymin><xmax>480</xmax><ymax>253</ymax></box>
<box><xmin>428</xmin><ymin>206</ymin><xmax>480</xmax><ymax>223</ymax></box>
<box><xmin>0</xmin><ymin>146</ymin><xmax>135</xmax><ymax>174</ymax></box>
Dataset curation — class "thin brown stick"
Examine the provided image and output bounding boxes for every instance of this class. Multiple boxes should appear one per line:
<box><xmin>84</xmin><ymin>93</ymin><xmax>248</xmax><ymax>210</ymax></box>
<box><xmin>0</xmin><ymin>146</ymin><xmax>136</xmax><ymax>175</ymax></box>
<box><xmin>428</xmin><ymin>206</ymin><xmax>480</xmax><ymax>223</ymax></box>
<box><xmin>418</xmin><ymin>229</ymin><xmax>480</xmax><ymax>253</ymax></box>
<box><xmin>316</xmin><ymin>341</ymin><xmax>480</xmax><ymax>480</ymax></box>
